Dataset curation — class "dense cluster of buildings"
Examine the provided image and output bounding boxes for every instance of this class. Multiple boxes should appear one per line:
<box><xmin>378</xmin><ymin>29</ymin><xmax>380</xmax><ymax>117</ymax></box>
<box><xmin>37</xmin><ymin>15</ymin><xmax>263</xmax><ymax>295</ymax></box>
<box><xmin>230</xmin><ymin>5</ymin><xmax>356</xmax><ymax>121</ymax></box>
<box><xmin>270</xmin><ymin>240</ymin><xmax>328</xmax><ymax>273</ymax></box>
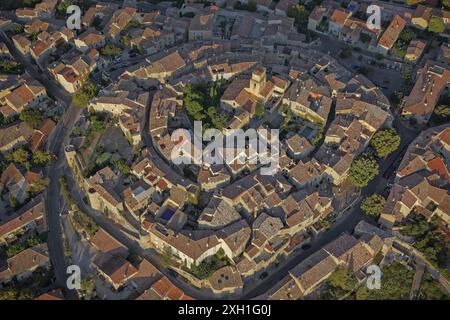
<box><xmin>379</xmin><ymin>125</ymin><xmax>450</xmax><ymax>229</ymax></box>
<box><xmin>0</xmin><ymin>0</ymin><xmax>449</xmax><ymax>300</ymax></box>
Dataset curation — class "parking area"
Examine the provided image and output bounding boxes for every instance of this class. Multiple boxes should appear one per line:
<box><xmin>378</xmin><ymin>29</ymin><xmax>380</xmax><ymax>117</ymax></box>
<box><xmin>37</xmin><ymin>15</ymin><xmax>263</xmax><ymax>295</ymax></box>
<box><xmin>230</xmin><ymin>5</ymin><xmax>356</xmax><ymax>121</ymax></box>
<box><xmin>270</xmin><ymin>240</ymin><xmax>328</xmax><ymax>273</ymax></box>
<box><xmin>316</xmin><ymin>35</ymin><xmax>411</xmax><ymax>96</ymax></box>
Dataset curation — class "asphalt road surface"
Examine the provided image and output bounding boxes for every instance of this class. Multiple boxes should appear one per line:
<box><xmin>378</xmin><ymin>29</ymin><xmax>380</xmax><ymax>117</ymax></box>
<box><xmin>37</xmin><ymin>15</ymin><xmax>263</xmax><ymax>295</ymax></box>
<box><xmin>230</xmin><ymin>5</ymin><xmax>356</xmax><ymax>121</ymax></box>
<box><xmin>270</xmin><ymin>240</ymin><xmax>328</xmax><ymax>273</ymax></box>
<box><xmin>0</xmin><ymin>30</ymin><xmax>80</xmax><ymax>300</ymax></box>
<box><xmin>242</xmin><ymin>118</ymin><xmax>419</xmax><ymax>299</ymax></box>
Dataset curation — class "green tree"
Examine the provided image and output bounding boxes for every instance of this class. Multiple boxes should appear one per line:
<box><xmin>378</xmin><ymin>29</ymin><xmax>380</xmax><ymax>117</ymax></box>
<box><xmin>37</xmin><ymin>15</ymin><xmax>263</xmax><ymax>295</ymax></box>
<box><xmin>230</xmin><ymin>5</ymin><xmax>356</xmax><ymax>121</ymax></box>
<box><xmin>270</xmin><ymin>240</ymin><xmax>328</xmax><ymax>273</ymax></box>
<box><xmin>0</xmin><ymin>288</ymin><xmax>17</xmax><ymax>300</ymax></box>
<box><xmin>11</xmin><ymin>24</ymin><xmax>24</xmax><ymax>35</ymax></box>
<box><xmin>339</xmin><ymin>47</ymin><xmax>352</xmax><ymax>59</ymax></box>
<box><xmin>311</xmin><ymin>127</ymin><xmax>323</xmax><ymax>146</ymax></box>
<box><xmin>406</xmin><ymin>0</ymin><xmax>424</xmax><ymax>5</ymax></box>
<box><xmin>121</xmin><ymin>35</ymin><xmax>131</xmax><ymax>47</ymax></box>
<box><xmin>247</xmin><ymin>0</ymin><xmax>257</xmax><ymax>11</ymax></box>
<box><xmin>328</xmin><ymin>267</ymin><xmax>357</xmax><ymax>292</ymax></box>
<box><xmin>392</xmin><ymin>46</ymin><xmax>406</xmax><ymax>59</ymax></box>
<box><xmin>215</xmin><ymin>248</ymin><xmax>226</xmax><ymax>260</ymax></box>
<box><xmin>348</xmin><ymin>157</ymin><xmax>379</xmax><ymax>187</ymax></box>
<box><xmin>255</xmin><ymin>103</ymin><xmax>265</xmax><ymax>119</ymax></box>
<box><xmin>398</xmin><ymin>29</ymin><xmax>414</xmax><ymax>44</ymax></box>
<box><xmin>400</xmin><ymin>212</ymin><xmax>437</xmax><ymax>238</ymax></box>
<box><xmin>183</xmin><ymin>83</ymin><xmax>228</xmax><ymax>129</ymax></box>
<box><xmin>360</xmin><ymin>33</ymin><xmax>371</xmax><ymax>43</ymax></box>
<box><xmin>73</xmin><ymin>82</ymin><xmax>98</xmax><ymax>107</ymax></box>
<box><xmin>19</xmin><ymin>108</ymin><xmax>43</xmax><ymax>129</ymax></box>
<box><xmin>57</xmin><ymin>0</ymin><xmax>72</xmax><ymax>13</ymax></box>
<box><xmin>6</xmin><ymin>244</ymin><xmax>25</xmax><ymax>257</ymax></box>
<box><xmin>27</xmin><ymin>177</ymin><xmax>49</xmax><ymax>196</ymax></box>
<box><xmin>361</xmin><ymin>193</ymin><xmax>386</xmax><ymax>218</ymax></box>
<box><xmin>401</xmin><ymin>70</ymin><xmax>413</xmax><ymax>81</ymax></box>
<box><xmin>434</xmin><ymin>105</ymin><xmax>450</xmax><ymax>118</ymax></box>
<box><xmin>370</xmin><ymin>128</ymin><xmax>401</xmax><ymax>158</ymax></box>
<box><xmin>321</xmin><ymin>267</ymin><xmax>357</xmax><ymax>299</ymax></box>
<box><xmin>33</xmin><ymin>150</ymin><xmax>52</xmax><ymax>166</ymax></box>
<box><xmin>362</xmin><ymin>261</ymin><xmax>414</xmax><ymax>300</ymax></box>
<box><xmin>207</xmin><ymin>107</ymin><xmax>227</xmax><ymax>130</ymax></box>
<box><xmin>190</xmin><ymin>258</ymin><xmax>219</xmax><ymax>279</ymax></box>
<box><xmin>112</xmin><ymin>159</ymin><xmax>131</xmax><ymax>175</ymax></box>
<box><xmin>0</xmin><ymin>288</ymin><xmax>34</xmax><ymax>300</ymax></box>
<box><xmin>6</xmin><ymin>148</ymin><xmax>29</xmax><ymax>167</ymax></box>
<box><xmin>287</xmin><ymin>4</ymin><xmax>309</xmax><ymax>25</ymax></box>
<box><xmin>443</xmin><ymin>0</ymin><xmax>450</xmax><ymax>9</ymax></box>
<box><xmin>0</xmin><ymin>61</ymin><xmax>23</xmax><ymax>74</ymax></box>
<box><xmin>161</xmin><ymin>246</ymin><xmax>174</xmax><ymax>268</ymax></box>
<box><xmin>8</xmin><ymin>193</ymin><xmax>18</xmax><ymax>210</ymax></box>
<box><xmin>186</xmin><ymin>100</ymin><xmax>205</xmax><ymax>120</ymax></box>
<box><xmin>82</xmin><ymin>82</ymin><xmax>98</xmax><ymax>98</ymax></box>
<box><xmin>428</xmin><ymin>16</ymin><xmax>445</xmax><ymax>33</ymax></box>
<box><xmin>80</xmin><ymin>277</ymin><xmax>96</xmax><ymax>299</ymax></box>
<box><xmin>419</xmin><ymin>273</ymin><xmax>449</xmax><ymax>300</ymax></box>
<box><xmin>91</xmin><ymin>119</ymin><xmax>106</xmax><ymax>132</ymax></box>
<box><xmin>26</xmin><ymin>236</ymin><xmax>42</xmax><ymax>247</ymax></box>
<box><xmin>100</xmin><ymin>45</ymin><xmax>122</xmax><ymax>56</ymax></box>
<box><xmin>125</xmin><ymin>20</ymin><xmax>142</xmax><ymax>30</ymax></box>
<box><xmin>73</xmin><ymin>91</ymin><xmax>89</xmax><ymax>107</ymax></box>
<box><xmin>390</xmin><ymin>91</ymin><xmax>404</xmax><ymax>107</ymax></box>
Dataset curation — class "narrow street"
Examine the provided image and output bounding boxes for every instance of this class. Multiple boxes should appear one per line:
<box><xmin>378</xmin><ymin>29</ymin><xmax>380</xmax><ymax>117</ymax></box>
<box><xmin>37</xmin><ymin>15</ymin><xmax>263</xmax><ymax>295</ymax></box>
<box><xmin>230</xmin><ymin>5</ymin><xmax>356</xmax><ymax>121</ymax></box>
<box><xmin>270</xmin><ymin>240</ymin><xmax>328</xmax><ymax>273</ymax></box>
<box><xmin>0</xmin><ymin>12</ymin><xmax>428</xmax><ymax>300</ymax></box>
<box><xmin>0</xmin><ymin>29</ymin><xmax>81</xmax><ymax>299</ymax></box>
<box><xmin>410</xmin><ymin>263</ymin><xmax>425</xmax><ymax>300</ymax></box>
<box><xmin>63</xmin><ymin>170</ymin><xmax>215</xmax><ymax>300</ymax></box>
<box><xmin>242</xmin><ymin>118</ymin><xmax>420</xmax><ymax>299</ymax></box>
<box><xmin>0</xmin><ymin>30</ymin><xmax>72</xmax><ymax>105</ymax></box>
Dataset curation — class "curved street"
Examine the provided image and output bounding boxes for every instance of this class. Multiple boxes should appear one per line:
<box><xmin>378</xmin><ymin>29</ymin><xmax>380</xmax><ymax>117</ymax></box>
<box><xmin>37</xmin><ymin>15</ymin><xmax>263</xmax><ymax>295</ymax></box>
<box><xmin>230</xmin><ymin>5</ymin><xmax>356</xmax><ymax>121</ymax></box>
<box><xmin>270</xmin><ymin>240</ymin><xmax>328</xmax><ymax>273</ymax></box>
<box><xmin>0</xmin><ymin>13</ymin><xmax>423</xmax><ymax>300</ymax></box>
<box><xmin>0</xmin><ymin>29</ymin><xmax>79</xmax><ymax>300</ymax></box>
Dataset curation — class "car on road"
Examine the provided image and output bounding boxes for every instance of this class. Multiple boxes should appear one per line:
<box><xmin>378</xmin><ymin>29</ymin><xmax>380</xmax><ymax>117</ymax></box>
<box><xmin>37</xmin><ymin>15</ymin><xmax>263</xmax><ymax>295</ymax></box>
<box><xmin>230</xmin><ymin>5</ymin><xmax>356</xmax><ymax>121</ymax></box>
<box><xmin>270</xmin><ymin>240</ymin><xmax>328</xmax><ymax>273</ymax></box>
<box><xmin>301</xmin><ymin>243</ymin><xmax>311</xmax><ymax>250</ymax></box>
<box><xmin>259</xmin><ymin>272</ymin><xmax>268</xmax><ymax>280</ymax></box>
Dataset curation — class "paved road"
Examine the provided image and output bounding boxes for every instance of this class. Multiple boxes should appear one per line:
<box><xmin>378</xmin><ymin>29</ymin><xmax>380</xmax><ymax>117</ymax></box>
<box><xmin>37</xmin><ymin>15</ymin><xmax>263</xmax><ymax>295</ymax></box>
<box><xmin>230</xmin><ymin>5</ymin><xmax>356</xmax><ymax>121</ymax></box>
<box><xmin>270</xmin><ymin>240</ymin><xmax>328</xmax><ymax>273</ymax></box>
<box><xmin>44</xmin><ymin>104</ymin><xmax>83</xmax><ymax>300</ymax></box>
<box><xmin>315</xmin><ymin>33</ymin><xmax>407</xmax><ymax>96</ymax></box>
<box><xmin>0</xmin><ymin>30</ymin><xmax>72</xmax><ymax>105</ymax></box>
<box><xmin>410</xmin><ymin>263</ymin><xmax>425</xmax><ymax>300</ymax></box>
<box><xmin>242</xmin><ymin>118</ymin><xmax>420</xmax><ymax>299</ymax></box>
<box><xmin>0</xmin><ymin>30</ymin><xmax>80</xmax><ymax>299</ymax></box>
<box><xmin>63</xmin><ymin>171</ymin><xmax>215</xmax><ymax>300</ymax></box>
<box><xmin>1</xmin><ymin>21</ymin><xmax>422</xmax><ymax>299</ymax></box>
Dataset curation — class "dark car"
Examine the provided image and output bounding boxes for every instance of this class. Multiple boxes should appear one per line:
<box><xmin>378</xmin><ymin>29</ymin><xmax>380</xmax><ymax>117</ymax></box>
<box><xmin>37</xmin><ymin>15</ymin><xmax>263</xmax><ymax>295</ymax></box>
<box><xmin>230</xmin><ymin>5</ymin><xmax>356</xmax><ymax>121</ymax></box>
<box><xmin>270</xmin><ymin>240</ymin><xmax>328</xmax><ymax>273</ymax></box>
<box><xmin>301</xmin><ymin>243</ymin><xmax>311</xmax><ymax>250</ymax></box>
<box><xmin>259</xmin><ymin>272</ymin><xmax>268</xmax><ymax>280</ymax></box>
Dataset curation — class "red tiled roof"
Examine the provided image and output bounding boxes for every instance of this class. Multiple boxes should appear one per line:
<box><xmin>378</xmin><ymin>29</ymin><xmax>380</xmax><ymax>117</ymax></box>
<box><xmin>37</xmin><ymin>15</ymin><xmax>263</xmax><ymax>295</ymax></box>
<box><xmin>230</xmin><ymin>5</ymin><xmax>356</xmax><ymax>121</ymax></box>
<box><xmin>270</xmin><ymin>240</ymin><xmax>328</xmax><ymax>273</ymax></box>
<box><xmin>0</xmin><ymin>201</ymin><xmax>45</xmax><ymax>238</ymax></box>
<box><xmin>378</xmin><ymin>15</ymin><xmax>406</xmax><ymax>50</ymax></box>
<box><xmin>427</xmin><ymin>157</ymin><xmax>450</xmax><ymax>179</ymax></box>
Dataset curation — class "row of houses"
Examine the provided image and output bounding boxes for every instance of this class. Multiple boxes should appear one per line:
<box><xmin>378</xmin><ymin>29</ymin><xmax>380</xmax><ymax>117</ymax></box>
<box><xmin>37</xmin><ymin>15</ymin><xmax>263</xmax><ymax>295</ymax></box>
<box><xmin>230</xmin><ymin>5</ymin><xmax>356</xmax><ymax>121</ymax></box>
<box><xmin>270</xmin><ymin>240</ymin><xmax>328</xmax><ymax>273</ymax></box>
<box><xmin>379</xmin><ymin>125</ymin><xmax>450</xmax><ymax>229</ymax></box>
<box><xmin>265</xmin><ymin>229</ymin><xmax>390</xmax><ymax>299</ymax></box>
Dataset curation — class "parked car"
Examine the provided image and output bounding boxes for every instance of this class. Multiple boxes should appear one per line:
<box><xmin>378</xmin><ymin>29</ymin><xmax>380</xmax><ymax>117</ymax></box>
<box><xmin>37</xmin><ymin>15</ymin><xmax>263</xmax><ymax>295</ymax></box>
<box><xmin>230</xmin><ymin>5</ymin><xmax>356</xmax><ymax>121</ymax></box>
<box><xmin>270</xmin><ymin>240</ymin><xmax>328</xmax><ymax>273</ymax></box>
<box><xmin>301</xmin><ymin>243</ymin><xmax>311</xmax><ymax>250</ymax></box>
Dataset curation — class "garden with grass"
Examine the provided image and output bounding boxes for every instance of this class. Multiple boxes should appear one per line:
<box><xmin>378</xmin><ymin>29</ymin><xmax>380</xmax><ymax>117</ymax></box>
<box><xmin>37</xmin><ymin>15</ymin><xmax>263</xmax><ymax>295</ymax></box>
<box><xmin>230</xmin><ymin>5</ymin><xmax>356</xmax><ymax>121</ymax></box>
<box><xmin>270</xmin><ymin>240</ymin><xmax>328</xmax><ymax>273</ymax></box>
<box><xmin>183</xmin><ymin>81</ymin><xmax>229</xmax><ymax>131</ymax></box>
<box><xmin>189</xmin><ymin>248</ymin><xmax>230</xmax><ymax>280</ymax></box>
<box><xmin>319</xmin><ymin>267</ymin><xmax>358</xmax><ymax>300</ymax></box>
<box><xmin>400</xmin><ymin>212</ymin><xmax>450</xmax><ymax>281</ymax></box>
<box><xmin>355</xmin><ymin>261</ymin><xmax>414</xmax><ymax>300</ymax></box>
<box><xmin>419</xmin><ymin>272</ymin><xmax>449</xmax><ymax>300</ymax></box>
<box><xmin>0</xmin><ymin>265</ymin><xmax>54</xmax><ymax>300</ymax></box>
